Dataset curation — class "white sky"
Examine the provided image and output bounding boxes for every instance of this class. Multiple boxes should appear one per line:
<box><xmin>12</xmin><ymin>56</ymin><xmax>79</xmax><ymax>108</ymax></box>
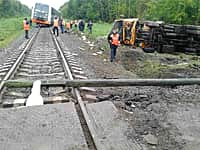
<box><xmin>19</xmin><ymin>0</ymin><xmax>67</xmax><ymax>10</ymax></box>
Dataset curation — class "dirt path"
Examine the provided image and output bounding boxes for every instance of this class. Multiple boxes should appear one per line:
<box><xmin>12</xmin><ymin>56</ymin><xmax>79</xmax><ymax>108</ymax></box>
<box><xmin>59</xmin><ymin>32</ymin><xmax>200</xmax><ymax>150</ymax></box>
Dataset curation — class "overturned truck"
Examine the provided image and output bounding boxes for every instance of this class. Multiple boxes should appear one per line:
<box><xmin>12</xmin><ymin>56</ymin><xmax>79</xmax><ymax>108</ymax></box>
<box><xmin>111</xmin><ymin>19</ymin><xmax>200</xmax><ymax>54</ymax></box>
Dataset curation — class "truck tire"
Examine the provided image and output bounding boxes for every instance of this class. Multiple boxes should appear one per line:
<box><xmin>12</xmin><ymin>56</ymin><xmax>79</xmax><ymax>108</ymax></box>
<box><xmin>143</xmin><ymin>47</ymin><xmax>155</xmax><ymax>53</ymax></box>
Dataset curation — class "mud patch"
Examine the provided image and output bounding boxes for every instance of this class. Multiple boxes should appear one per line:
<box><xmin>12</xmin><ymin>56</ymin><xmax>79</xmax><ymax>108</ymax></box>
<box><xmin>119</xmin><ymin>48</ymin><xmax>200</xmax><ymax>78</ymax></box>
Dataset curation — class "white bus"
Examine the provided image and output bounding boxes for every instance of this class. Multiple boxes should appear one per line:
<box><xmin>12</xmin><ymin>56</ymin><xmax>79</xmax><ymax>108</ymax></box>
<box><xmin>31</xmin><ymin>3</ymin><xmax>60</xmax><ymax>26</ymax></box>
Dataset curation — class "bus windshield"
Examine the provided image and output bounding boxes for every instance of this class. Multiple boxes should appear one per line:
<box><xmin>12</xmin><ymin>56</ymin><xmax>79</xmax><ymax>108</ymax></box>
<box><xmin>34</xmin><ymin>3</ymin><xmax>49</xmax><ymax>19</ymax></box>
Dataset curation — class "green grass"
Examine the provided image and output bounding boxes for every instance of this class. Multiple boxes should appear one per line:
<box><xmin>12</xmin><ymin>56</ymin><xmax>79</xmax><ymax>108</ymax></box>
<box><xmin>76</xmin><ymin>22</ymin><xmax>112</xmax><ymax>40</ymax></box>
<box><xmin>0</xmin><ymin>17</ymin><xmax>24</xmax><ymax>48</ymax></box>
<box><xmin>90</xmin><ymin>23</ymin><xmax>112</xmax><ymax>38</ymax></box>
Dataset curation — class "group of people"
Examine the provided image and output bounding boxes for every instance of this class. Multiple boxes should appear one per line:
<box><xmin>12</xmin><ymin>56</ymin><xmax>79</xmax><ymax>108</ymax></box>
<box><xmin>53</xmin><ymin>16</ymin><xmax>120</xmax><ymax>63</ymax></box>
<box><xmin>53</xmin><ymin>17</ymin><xmax>93</xmax><ymax>36</ymax></box>
<box><xmin>23</xmin><ymin>17</ymin><xmax>93</xmax><ymax>39</ymax></box>
<box><xmin>23</xmin><ymin>16</ymin><xmax>119</xmax><ymax>63</ymax></box>
<box><xmin>53</xmin><ymin>16</ymin><xmax>69</xmax><ymax>36</ymax></box>
<box><xmin>77</xmin><ymin>19</ymin><xmax>93</xmax><ymax>33</ymax></box>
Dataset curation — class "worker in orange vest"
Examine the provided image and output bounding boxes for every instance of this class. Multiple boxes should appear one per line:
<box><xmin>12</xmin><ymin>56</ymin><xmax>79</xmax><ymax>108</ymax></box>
<box><xmin>53</xmin><ymin>16</ymin><xmax>59</xmax><ymax>36</ymax></box>
<box><xmin>23</xmin><ymin>18</ymin><xmax>29</xmax><ymax>39</ymax></box>
<box><xmin>107</xmin><ymin>29</ymin><xmax>120</xmax><ymax>62</ymax></box>
<box><xmin>66</xmin><ymin>22</ymin><xmax>71</xmax><ymax>33</ymax></box>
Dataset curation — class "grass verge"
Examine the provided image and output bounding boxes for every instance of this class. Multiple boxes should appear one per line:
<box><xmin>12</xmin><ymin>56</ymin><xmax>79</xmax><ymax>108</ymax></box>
<box><xmin>72</xmin><ymin>22</ymin><xmax>112</xmax><ymax>40</ymax></box>
<box><xmin>0</xmin><ymin>17</ymin><xmax>24</xmax><ymax>48</ymax></box>
<box><xmin>87</xmin><ymin>23</ymin><xmax>112</xmax><ymax>39</ymax></box>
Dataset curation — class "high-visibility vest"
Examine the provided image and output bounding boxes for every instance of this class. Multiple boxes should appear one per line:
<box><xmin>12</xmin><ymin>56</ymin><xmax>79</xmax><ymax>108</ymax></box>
<box><xmin>141</xmin><ymin>42</ymin><xmax>145</xmax><ymax>49</ymax></box>
<box><xmin>111</xmin><ymin>34</ymin><xmax>120</xmax><ymax>46</ymax></box>
<box><xmin>24</xmin><ymin>23</ymin><xmax>29</xmax><ymax>31</ymax></box>
<box><xmin>66</xmin><ymin>23</ymin><xmax>70</xmax><ymax>29</ymax></box>
<box><xmin>54</xmin><ymin>19</ymin><xmax>58</xmax><ymax>27</ymax></box>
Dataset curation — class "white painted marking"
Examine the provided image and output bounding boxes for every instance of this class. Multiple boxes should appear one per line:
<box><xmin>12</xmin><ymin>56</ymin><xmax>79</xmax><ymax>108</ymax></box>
<box><xmin>26</xmin><ymin>80</ymin><xmax>43</xmax><ymax>106</ymax></box>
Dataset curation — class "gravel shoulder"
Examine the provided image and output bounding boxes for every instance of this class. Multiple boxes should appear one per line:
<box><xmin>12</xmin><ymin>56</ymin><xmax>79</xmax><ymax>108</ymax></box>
<box><xmin>0</xmin><ymin>29</ymin><xmax>36</xmax><ymax>66</ymax></box>
<box><xmin>59</xmin><ymin>32</ymin><xmax>200</xmax><ymax>150</ymax></box>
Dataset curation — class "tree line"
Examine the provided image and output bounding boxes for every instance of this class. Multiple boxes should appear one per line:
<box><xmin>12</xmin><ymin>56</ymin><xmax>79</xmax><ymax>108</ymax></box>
<box><xmin>60</xmin><ymin>0</ymin><xmax>200</xmax><ymax>25</ymax></box>
<box><xmin>0</xmin><ymin>0</ymin><xmax>30</xmax><ymax>18</ymax></box>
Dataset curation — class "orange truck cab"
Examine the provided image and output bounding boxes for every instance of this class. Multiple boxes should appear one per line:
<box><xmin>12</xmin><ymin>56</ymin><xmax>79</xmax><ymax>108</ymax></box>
<box><xmin>110</xmin><ymin>18</ymin><xmax>139</xmax><ymax>46</ymax></box>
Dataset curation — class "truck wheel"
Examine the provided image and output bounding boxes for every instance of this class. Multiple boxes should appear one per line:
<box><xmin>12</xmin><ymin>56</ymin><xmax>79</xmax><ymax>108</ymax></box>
<box><xmin>143</xmin><ymin>47</ymin><xmax>155</xmax><ymax>53</ymax></box>
<box><xmin>157</xmin><ymin>44</ymin><xmax>163</xmax><ymax>53</ymax></box>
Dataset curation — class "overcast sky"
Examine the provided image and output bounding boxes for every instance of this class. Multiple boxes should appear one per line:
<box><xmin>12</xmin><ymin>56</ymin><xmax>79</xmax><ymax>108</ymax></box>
<box><xmin>19</xmin><ymin>0</ymin><xmax>67</xmax><ymax>10</ymax></box>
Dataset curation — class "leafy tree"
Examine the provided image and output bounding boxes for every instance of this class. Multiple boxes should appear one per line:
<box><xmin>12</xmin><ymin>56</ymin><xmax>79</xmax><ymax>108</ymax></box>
<box><xmin>0</xmin><ymin>0</ymin><xmax>30</xmax><ymax>18</ymax></box>
<box><xmin>146</xmin><ymin>0</ymin><xmax>200</xmax><ymax>24</ymax></box>
<box><xmin>59</xmin><ymin>0</ymin><xmax>200</xmax><ymax>24</ymax></box>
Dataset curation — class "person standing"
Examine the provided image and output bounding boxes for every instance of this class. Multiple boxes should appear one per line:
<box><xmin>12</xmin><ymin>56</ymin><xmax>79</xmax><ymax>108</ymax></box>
<box><xmin>66</xmin><ymin>22</ymin><xmax>71</xmax><ymax>33</ymax></box>
<box><xmin>78</xmin><ymin>20</ymin><xmax>85</xmax><ymax>32</ymax></box>
<box><xmin>59</xmin><ymin>18</ymin><xmax>65</xmax><ymax>34</ymax></box>
<box><xmin>29</xmin><ymin>18</ymin><xmax>32</xmax><ymax>27</ymax></box>
<box><xmin>107</xmin><ymin>29</ymin><xmax>120</xmax><ymax>62</ymax></box>
<box><xmin>53</xmin><ymin>16</ymin><xmax>59</xmax><ymax>36</ymax></box>
<box><xmin>74</xmin><ymin>20</ymin><xmax>78</xmax><ymax>29</ymax></box>
<box><xmin>23</xmin><ymin>18</ymin><xmax>29</xmax><ymax>39</ymax></box>
<box><xmin>23</xmin><ymin>18</ymin><xmax>27</xmax><ymax>24</ymax></box>
<box><xmin>70</xmin><ymin>20</ymin><xmax>74</xmax><ymax>28</ymax></box>
<box><xmin>87</xmin><ymin>20</ymin><xmax>93</xmax><ymax>34</ymax></box>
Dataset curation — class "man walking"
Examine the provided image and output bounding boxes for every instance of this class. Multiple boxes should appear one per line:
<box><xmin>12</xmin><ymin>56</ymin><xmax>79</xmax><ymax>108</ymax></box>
<box><xmin>107</xmin><ymin>29</ymin><xmax>120</xmax><ymax>62</ymax></box>
<box><xmin>87</xmin><ymin>20</ymin><xmax>93</xmax><ymax>34</ymax></box>
<box><xmin>53</xmin><ymin>16</ymin><xmax>59</xmax><ymax>36</ymax></box>
<box><xmin>78</xmin><ymin>20</ymin><xmax>85</xmax><ymax>32</ymax></box>
<box><xmin>23</xmin><ymin>18</ymin><xmax>29</xmax><ymax>39</ymax></box>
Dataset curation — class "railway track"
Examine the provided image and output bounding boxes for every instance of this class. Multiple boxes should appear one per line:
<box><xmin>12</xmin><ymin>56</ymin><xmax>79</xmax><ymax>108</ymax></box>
<box><xmin>0</xmin><ymin>28</ymin><xmax>99</xmax><ymax>150</ymax></box>
<box><xmin>0</xmin><ymin>27</ymin><xmax>200</xmax><ymax>150</ymax></box>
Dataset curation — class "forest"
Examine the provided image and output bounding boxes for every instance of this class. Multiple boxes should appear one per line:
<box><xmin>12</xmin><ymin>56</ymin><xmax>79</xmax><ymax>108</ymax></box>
<box><xmin>60</xmin><ymin>0</ymin><xmax>200</xmax><ymax>25</ymax></box>
<box><xmin>0</xmin><ymin>0</ymin><xmax>30</xmax><ymax>18</ymax></box>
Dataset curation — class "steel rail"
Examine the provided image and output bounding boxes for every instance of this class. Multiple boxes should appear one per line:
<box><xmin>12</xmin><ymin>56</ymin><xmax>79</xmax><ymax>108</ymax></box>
<box><xmin>0</xmin><ymin>29</ymin><xmax>39</xmax><ymax>101</ymax></box>
<box><xmin>51</xmin><ymin>30</ymin><xmax>105</xmax><ymax>150</ymax></box>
